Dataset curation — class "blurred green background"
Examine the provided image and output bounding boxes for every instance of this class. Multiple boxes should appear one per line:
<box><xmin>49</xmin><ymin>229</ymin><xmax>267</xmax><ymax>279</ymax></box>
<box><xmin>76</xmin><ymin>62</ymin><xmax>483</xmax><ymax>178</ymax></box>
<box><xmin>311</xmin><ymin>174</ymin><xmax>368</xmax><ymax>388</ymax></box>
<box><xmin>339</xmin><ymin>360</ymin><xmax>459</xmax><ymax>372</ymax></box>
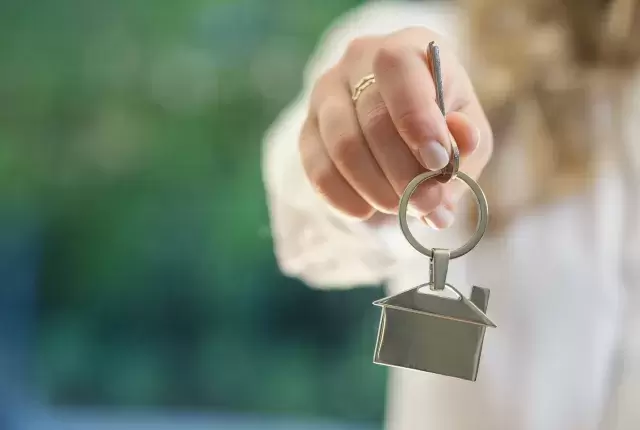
<box><xmin>0</xmin><ymin>0</ymin><xmax>388</xmax><ymax>427</ymax></box>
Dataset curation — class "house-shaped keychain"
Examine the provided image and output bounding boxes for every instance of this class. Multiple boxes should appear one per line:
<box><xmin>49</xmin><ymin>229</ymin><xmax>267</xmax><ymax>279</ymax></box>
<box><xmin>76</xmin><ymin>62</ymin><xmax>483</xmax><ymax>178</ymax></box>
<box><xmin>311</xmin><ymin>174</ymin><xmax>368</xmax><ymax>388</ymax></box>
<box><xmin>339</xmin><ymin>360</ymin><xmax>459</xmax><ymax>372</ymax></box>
<box><xmin>373</xmin><ymin>283</ymin><xmax>495</xmax><ymax>381</ymax></box>
<box><xmin>372</xmin><ymin>248</ymin><xmax>496</xmax><ymax>381</ymax></box>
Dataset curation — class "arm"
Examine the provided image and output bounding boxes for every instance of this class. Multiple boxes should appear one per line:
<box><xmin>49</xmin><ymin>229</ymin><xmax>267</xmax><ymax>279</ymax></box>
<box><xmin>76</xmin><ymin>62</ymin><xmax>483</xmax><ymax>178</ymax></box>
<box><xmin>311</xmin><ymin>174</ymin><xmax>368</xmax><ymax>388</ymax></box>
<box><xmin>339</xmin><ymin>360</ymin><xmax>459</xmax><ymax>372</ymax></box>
<box><xmin>262</xmin><ymin>1</ymin><xmax>471</xmax><ymax>289</ymax></box>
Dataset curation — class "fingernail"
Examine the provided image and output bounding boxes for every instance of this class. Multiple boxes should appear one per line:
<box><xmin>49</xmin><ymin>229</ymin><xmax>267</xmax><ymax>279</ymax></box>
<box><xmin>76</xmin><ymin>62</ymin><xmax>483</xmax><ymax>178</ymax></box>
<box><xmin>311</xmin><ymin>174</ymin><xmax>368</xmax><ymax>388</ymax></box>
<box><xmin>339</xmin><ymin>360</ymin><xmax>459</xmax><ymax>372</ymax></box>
<box><xmin>424</xmin><ymin>206</ymin><xmax>455</xmax><ymax>230</ymax></box>
<box><xmin>419</xmin><ymin>140</ymin><xmax>449</xmax><ymax>170</ymax></box>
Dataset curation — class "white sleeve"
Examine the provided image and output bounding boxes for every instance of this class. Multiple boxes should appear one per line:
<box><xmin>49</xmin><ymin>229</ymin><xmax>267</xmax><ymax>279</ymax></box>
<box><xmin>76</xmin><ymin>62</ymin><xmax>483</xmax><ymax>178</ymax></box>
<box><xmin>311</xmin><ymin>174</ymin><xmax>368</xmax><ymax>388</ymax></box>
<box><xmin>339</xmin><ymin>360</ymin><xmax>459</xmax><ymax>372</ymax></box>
<box><xmin>261</xmin><ymin>1</ymin><xmax>459</xmax><ymax>289</ymax></box>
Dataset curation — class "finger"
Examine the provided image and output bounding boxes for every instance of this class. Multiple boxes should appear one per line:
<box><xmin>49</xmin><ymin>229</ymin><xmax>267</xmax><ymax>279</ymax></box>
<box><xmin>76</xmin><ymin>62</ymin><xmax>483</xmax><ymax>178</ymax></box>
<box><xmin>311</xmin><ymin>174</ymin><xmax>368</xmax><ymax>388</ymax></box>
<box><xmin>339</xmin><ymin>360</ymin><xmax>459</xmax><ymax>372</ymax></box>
<box><xmin>446</xmin><ymin>111</ymin><xmax>480</xmax><ymax>156</ymax></box>
<box><xmin>352</xmin><ymin>82</ymin><xmax>444</xmax><ymax>215</ymax></box>
<box><xmin>299</xmin><ymin>117</ymin><xmax>374</xmax><ymax>219</ymax></box>
<box><xmin>444</xmin><ymin>103</ymin><xmax>493</xmax><ymax>205</ymax></box>
<box><xmin>372</xmin><ymin>42</ymin><xmax>452</xmax><ymax>171</ymax></box>
<box><xmin>423</xmin><ymin>192</ymin><xmax>455</xmax><ymax>230</ymax></box>
<box><xmin>313</xmin><ymin>75</ymin><xmax>399</xmax><ymax>214</ymax></box>
<box><xmin>422</xmin><ymin>109</ymin><xmax>487</xmax><ymax>228</ymax></box>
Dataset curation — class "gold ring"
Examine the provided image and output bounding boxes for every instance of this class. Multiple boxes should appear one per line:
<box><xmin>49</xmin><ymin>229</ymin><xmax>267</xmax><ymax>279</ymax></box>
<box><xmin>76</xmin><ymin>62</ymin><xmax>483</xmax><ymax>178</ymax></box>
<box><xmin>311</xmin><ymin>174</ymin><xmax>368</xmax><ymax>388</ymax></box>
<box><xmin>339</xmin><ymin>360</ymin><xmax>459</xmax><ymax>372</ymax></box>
<box><xmin>351</xmin><ymin>74</ymin><xmax>376</xmax><ymax>102</ymax></box>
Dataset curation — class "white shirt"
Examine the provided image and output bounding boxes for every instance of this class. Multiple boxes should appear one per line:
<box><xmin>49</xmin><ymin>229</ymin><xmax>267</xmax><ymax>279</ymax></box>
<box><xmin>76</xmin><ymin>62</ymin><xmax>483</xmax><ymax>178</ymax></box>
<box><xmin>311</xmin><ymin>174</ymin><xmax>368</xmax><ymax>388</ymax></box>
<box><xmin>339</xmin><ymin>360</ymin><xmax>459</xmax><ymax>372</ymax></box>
<box><xmin>262</xmin><ymin>2</ymin><xmax>640</xmax><ymax>429</ymax></box>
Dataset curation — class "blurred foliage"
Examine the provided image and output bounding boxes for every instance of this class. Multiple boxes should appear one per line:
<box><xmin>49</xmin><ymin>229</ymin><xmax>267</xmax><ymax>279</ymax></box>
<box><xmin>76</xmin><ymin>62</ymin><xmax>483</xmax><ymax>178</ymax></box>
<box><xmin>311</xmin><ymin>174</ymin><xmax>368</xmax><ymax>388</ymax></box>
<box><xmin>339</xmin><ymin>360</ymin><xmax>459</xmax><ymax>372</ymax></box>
<box><xmin>0</xmin><ymin>0</ymin><xmax>387</xmax><ymax>424</ymax></box>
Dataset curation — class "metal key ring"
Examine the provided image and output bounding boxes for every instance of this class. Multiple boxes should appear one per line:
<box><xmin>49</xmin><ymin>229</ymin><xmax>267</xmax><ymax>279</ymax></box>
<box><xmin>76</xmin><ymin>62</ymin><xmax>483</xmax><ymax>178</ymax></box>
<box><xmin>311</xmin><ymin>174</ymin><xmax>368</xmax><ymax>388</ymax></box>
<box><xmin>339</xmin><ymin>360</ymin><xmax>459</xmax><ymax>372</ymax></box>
<box><xmin>398</xmin><ymin>170</ymin><xmax>488</xmax><ymax>259</ymax></box>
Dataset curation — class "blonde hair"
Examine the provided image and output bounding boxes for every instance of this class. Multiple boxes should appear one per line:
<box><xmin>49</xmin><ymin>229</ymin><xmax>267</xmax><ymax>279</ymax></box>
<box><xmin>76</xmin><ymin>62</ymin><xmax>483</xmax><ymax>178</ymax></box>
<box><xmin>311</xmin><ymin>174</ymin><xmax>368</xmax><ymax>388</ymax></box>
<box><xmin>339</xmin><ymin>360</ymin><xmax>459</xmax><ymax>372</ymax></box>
<box><xmin>462</xmin><ymin>0</ymin><xmax>640</xmax><ymax>230</ymax></box>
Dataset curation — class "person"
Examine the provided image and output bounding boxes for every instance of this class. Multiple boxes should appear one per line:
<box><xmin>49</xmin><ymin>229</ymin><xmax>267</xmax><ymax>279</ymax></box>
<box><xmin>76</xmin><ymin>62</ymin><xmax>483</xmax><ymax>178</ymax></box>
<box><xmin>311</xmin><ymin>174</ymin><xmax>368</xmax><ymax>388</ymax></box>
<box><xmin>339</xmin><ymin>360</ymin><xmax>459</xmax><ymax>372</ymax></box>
<box><xmin>262</xmin><ymin>0</ymin><xmax>640</xmax><ymax>429</ymax></box>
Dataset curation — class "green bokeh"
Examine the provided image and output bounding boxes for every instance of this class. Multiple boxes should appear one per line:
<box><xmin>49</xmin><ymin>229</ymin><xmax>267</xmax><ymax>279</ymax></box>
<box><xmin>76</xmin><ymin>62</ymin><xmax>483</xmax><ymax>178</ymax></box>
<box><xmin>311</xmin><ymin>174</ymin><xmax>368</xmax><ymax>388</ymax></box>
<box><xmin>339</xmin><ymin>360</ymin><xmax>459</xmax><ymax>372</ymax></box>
<box><xmin>0</xmin><ymin>0</ymin><xmax>387</xmax><ymax>424</ymax></box>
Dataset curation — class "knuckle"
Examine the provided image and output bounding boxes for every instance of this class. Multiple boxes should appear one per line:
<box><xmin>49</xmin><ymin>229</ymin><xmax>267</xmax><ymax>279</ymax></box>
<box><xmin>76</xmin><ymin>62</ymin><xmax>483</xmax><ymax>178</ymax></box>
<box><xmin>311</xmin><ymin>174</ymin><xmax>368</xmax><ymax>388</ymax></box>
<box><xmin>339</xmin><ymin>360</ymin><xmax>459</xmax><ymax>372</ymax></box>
<box><xmin>372</xmin><ymin>42</ymin><xmax>405</xmax><ymax>73</ymax></box>
<box><xmin>310</xmin><ymin>68</ymin><xmax>339</xmax><ymax>105</ymax></box>
<box><xmin>316</xmin><ymin>95</ymin><xmax>345</xmax><ymax>119</ymax></box>
<box><xmin>304</xmin><ymin>153</ymin><xmax>336</xmax><ymax>196</ymax></box>
<box><xmin>343</xmin><ymin>36</ymin><xmax>374</xmax><ymax>63</ymax></box>
<box><xmin>308</xmin><ymin>161</ymin><xmax>374</xmax><ymax>220</ymax></box>
<box><xmin>329</xmin><ymin>132</ymin><xmax>362</xmax><ymax>168</ymax></box>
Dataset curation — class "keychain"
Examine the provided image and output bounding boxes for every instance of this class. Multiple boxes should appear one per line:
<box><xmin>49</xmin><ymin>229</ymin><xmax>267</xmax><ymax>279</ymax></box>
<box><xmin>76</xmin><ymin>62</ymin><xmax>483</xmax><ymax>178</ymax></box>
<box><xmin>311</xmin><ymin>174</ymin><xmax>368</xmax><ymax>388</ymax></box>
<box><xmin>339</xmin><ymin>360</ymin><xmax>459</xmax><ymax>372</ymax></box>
<box><xmin>373</xmin><ymin>42</ymin><xmax>496</xmax><ymax>382</ymax></box>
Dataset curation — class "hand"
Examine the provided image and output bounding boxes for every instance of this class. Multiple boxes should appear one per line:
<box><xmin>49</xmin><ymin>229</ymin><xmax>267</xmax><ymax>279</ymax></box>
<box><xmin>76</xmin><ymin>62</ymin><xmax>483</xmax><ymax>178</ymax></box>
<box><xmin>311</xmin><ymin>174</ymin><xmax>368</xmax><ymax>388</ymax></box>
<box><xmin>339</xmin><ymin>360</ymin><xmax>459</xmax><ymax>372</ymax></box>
<box><xmin>299</xmin><ymin>27</ymin><xmax>493</xmax><ymax>229</ymax></box>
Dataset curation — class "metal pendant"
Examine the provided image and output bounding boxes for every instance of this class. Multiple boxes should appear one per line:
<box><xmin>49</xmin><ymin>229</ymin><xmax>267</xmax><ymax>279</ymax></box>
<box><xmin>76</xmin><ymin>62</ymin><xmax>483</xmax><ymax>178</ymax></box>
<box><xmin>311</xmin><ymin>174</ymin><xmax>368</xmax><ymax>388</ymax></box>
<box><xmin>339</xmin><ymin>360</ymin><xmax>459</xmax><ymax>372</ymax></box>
<box><xmin>372</xmin><ymin>169</ymin><xmax>496</xmax><ymax>381</ymax></box>
<box><xmin>373</xmin><ymin>282</ymin><xmax>494</xmax><ymax>381</ymax></box>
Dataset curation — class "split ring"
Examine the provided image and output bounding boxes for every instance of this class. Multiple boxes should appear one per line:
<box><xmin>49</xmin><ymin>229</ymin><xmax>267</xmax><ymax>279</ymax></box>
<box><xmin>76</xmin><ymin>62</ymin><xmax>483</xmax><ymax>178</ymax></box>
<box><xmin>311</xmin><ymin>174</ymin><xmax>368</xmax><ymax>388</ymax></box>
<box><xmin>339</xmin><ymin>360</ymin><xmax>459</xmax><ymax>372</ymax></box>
<box><xmin>398</xmin><ymin>170</ymin><xmax>488</xmax><ymax>259</ymax></box>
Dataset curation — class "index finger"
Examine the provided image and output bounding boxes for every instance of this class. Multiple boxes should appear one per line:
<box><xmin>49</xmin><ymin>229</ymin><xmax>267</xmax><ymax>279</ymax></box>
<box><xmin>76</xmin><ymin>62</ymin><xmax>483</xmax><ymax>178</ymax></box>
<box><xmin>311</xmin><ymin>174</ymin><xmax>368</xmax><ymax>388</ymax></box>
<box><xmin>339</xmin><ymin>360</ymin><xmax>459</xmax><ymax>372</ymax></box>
<box><xmin>372</xmin><ymin>37</ymin><xmax>452</xmax><ymax>171</ymax></box>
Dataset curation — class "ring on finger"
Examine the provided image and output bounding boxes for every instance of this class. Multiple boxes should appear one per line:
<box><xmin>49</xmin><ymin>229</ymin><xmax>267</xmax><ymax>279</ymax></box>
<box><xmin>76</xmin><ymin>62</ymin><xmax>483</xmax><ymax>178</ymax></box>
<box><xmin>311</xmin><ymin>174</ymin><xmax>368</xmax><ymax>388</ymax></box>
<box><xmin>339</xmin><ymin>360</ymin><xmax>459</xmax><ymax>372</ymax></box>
<box><xmin>351</xmin><ymin>73</ymin><xmax>376</xmax><ymax>103</ymax></box>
